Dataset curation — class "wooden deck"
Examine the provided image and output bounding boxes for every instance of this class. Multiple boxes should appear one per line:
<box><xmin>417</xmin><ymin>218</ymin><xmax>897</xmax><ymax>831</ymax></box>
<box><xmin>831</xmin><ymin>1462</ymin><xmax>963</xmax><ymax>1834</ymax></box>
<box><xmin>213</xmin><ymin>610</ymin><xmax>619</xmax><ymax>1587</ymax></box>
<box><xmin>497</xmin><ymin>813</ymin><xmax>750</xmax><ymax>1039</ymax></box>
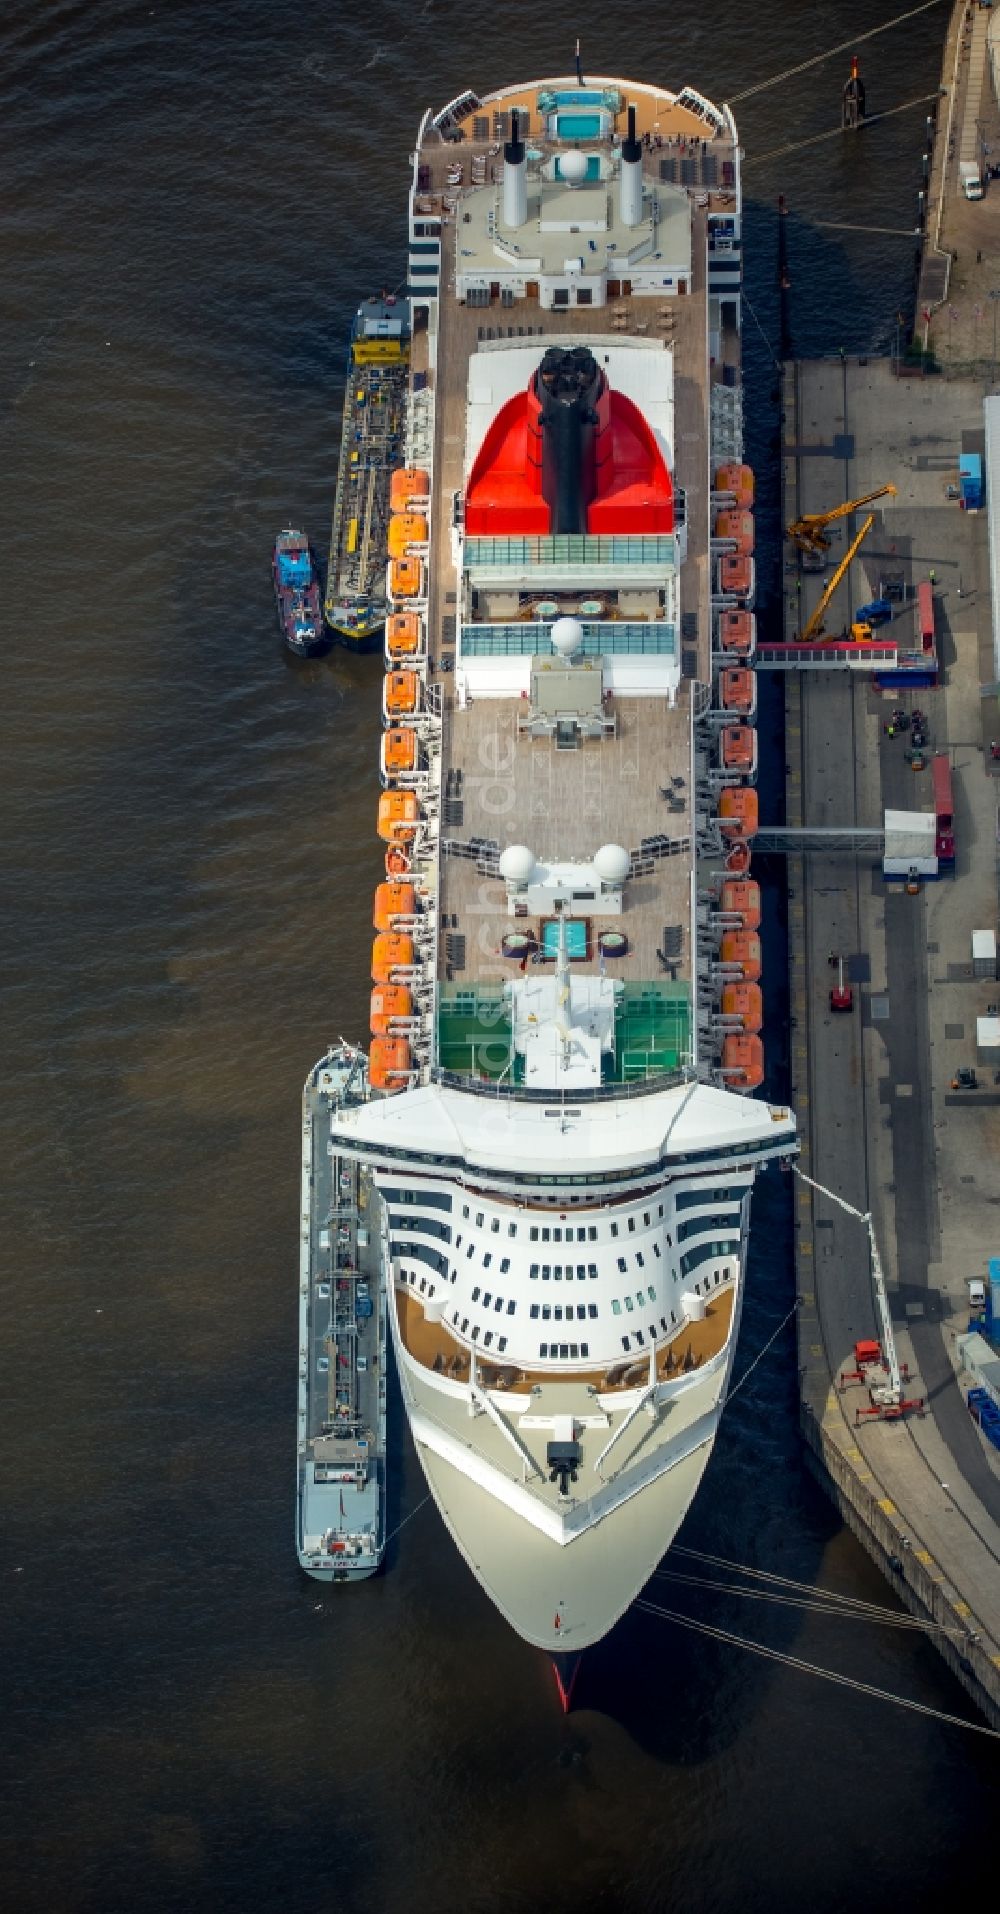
<box><xmin>395</xmin><ymin>1280</ymin><xmax>735</xmax><ymax>1394</ymax></box>
<box><xmin>414</xmin><ymin>159</ymin><xmax>717</xmax><ymax>999</ymax></box>
<box><xmin>437</xmin><ymin>694</ymin><xmax>692</xmax><ymax>991</ymax></box>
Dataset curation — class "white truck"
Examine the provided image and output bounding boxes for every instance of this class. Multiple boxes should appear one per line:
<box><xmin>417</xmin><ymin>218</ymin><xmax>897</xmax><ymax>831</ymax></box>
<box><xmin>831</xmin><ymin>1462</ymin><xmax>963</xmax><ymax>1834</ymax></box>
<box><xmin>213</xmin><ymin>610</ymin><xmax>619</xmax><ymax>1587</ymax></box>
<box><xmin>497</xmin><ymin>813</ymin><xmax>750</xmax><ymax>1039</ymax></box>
<box><xmin>960</xmin><ymin>159</ymin><xmax>984</xmax><ymax>200</ymax></box>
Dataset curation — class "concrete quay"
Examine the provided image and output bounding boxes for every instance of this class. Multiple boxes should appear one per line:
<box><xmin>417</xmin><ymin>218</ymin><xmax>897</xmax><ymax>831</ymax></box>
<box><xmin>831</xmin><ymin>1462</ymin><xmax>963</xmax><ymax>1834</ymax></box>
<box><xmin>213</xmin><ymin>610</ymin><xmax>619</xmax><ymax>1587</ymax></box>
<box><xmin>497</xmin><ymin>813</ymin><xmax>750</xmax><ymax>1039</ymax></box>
<box><xmin>781</xmin><ymin>353</ymin><xmax>1000</xmax><ymax>1727</ymax></box>
<box><xmin>919</xmin><ymin>0</ymin><xmax>1000</xmax><ymax>372</ymax></box>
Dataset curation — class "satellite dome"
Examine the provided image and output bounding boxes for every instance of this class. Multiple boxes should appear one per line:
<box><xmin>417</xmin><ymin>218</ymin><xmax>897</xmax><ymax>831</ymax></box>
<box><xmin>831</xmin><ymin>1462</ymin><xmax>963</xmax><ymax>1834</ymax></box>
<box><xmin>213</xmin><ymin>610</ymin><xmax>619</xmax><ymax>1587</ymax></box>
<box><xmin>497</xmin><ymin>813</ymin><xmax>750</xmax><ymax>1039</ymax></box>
<box><xmin>594</xmin><ymin>843</ymin><xmax>630</xmax><ymax>884</ymax></box>
<box><xmin>551</xmin><ymin>616</ymin><xmax>584</xmax><ymax>656</ymax></box>
<box><xmin>499</xmin><ymin>844</ymin><xmax>536</xmax><ymax>885</ymax></box>
<box><xmin>560</xmin><ymin>150</ymin><xmax>590</xmax><ymax>184</ymax></box>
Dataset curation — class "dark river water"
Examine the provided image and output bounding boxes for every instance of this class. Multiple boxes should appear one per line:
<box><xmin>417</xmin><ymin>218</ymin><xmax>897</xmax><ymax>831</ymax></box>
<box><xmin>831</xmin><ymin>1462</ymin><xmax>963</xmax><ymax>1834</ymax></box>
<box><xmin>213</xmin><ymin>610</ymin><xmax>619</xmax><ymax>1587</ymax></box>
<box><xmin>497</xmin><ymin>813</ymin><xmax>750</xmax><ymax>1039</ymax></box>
<box><xmin>3</xmin><ymin>2</ymin><xmax>997</xmax><ymax>1909</ymax></box>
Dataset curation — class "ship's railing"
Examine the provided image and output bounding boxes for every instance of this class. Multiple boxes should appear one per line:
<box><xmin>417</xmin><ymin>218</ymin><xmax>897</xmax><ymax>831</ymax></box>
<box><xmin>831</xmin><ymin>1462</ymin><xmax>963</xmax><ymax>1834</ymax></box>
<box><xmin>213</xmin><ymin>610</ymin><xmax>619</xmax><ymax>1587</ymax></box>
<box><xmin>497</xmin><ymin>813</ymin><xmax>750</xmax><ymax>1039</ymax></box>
<box><xmin>429</xmin><ymin>1066</ymin><xmax>693</xmax><ymax>1102</ymax></box>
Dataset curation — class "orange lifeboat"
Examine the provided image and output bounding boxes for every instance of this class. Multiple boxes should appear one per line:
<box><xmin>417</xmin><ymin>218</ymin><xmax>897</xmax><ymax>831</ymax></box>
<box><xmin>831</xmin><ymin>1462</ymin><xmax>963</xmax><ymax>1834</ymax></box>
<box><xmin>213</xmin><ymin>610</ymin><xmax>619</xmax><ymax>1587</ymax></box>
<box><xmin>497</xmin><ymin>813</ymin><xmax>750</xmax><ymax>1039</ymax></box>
<box><xmin>384</xmin><ymin>669</ymin><xmax>421</xmax><ymax>716</ymax></box>
<box><xmin>390</xmin><ymin>467</ymin><xmax>429</xmax><ymax>512</ymax></box>
<box><xmin>726</xmin><ymin>842</ymin><xmax>752</xmax><ymax>876</ymax></box>
<box><xmin>720</xmin><ymin>666</ymin><xmax>756</xmax><ymax>715</ymax></box>
<box><xmin>385</xmin><ymin>845</ymin><xmax>411</xmax><ymax>876</ymax></box>
<box><xmin>370</xmin><ymin>983</ymin><xmax>413</xmax><ymax>1035</ymax></box>
<box><xmin>715</xmin><ymin>462</ymin><xmax>755</xmax><ymax>506</ymax></box>
<box><xmin>719</xmin><ymin>610</ymin><xmax>756</xmax><ymax>656</ymax></box>
<box><xmin>389</xmin><ymin>556</ymin><xmax>422</xmax><ymax>599</ymax></box>
<box><xmin>722</xmin><ymin>1033</ymin><xmax>765</xmax><ymax>1092</ymax></box>
<box><xmin>373</xmin><ymin>881</ymin><xmax>416</xmax><ymax>930</ymax></box>
<box><xmin>720</xmin><ymin>931</ymin><xmax>762</xmax><ymax>981</ymax></box>
<box><xmin>386</xmin><ymin>612</ymin><xmax>423</xmax><ymax>658</ymax></box>
<box><xmin>721</xmin><ymin>879</ymin><xmax>761</xmax><ymax>931</ymax></box>
<box><xmin>372</xmin><ymin>932</ymin><xmax>415</xmax><ymax>982</ymax></box>
<box><xmin>718</xmin><ymin>787</ymin><xmax>759</xmax><ymax>841</ymax></box>
<box><xmin>387</xmin><ymin>513</ymin><xmax>429</xmax><ymax>558</ymax></box>
<box><xmin>721</xmin><ymin>726</ymin><xmax>757</xmax><ymax>776</ymax></box>
<box><xmin>721</xmin><ymin>981</ymin><xmax>763</xmax><ymax>1033</ymax></box>
<box><xmin>719</xmin><ymin>553</ymin><xmax>754</xmax><ymax>599</ymax></box>
<box><xmin>377</xmin><ymin>790</ymin><xmax>419</xmax><ymax>843</ymax></box>
<box><xmin>381</xmin><ymin>728</ymin><xmax>418</xmax><ymax>781</ymax></box>
<box><xmin>715</xmin><ymin>510</ymin><xmax>754</xmax><ymax>556</ymax></box>
<box><xmin>369</xmin><ymin>1035</ymin><xmax>412</xmax><ymax>1093</ymax></box>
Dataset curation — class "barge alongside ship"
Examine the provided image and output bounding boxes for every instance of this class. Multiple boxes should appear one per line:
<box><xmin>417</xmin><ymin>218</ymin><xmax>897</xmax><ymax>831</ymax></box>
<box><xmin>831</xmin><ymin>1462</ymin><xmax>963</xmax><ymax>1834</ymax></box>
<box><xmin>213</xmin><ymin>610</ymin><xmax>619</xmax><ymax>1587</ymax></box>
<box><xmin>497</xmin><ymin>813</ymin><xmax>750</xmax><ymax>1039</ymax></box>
<box><xmin>301</xmin><ymin>72</ymin><xmax>796</xmax><ymax>1660</ymax></box>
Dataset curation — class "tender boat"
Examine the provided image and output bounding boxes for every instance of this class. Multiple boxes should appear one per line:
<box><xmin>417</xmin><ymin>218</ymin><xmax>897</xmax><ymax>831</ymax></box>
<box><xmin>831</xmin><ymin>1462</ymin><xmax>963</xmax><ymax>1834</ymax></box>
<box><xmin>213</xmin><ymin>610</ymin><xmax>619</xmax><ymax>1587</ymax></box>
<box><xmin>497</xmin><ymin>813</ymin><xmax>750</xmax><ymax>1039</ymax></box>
<box><xmin>273</xmin><ymin>529</ymin><xmax>328</xmax><ymax>657</ymax></box>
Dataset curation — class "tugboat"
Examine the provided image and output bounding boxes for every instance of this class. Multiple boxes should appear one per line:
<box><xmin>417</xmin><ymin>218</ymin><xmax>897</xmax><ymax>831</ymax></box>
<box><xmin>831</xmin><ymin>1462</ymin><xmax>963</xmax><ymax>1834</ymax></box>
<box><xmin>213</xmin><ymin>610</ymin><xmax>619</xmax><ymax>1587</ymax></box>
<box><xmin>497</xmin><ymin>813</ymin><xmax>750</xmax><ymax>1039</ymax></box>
<box><xmin>272</xmin><ymin>529</ymin><xmax>328</xmax><ymax>657</ymax></box>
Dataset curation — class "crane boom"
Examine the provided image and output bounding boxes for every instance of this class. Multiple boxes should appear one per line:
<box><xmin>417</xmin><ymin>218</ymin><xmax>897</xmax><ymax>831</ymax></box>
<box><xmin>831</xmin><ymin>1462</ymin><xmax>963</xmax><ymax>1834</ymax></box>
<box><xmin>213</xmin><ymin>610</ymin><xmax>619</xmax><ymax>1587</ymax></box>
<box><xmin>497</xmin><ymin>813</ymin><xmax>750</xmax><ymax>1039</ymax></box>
<box><xmin>799</xmin><ymin>513</ymin><xmax>875</xmax><ymax>644</ymax></box>
<box><xmin>787</xmin><ymin>483</ymin><xmax>898</xmax><ymax>557</ymax></box>
<box><xmin>792</xmin><ymin>1165</ymin><xmax>901</xmax><ymax>1403</ymax></box>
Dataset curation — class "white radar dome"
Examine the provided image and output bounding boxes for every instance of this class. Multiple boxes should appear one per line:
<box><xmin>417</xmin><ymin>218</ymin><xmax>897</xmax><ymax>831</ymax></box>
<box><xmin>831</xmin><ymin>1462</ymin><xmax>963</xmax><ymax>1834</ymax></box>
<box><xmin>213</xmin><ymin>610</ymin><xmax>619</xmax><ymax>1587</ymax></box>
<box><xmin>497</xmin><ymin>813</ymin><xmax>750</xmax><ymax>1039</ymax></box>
<box><xmin>499</xmin><ymin>844</ymin><xmax>536</xmax><ymax>884</ymax></box>
<box><xmin>594</xmin><ymin>843</ymin><xmax>630</xmax><ymax>884</ymax></box>
<box><xmin>551</xmin><ymin>616</ymin><xmax>584</xmax><ymax>656</ymax></box>
<box><xmin>560</xmin><ymin>150</ymin><xmax>590</xmax><ymax>184</ymax></box>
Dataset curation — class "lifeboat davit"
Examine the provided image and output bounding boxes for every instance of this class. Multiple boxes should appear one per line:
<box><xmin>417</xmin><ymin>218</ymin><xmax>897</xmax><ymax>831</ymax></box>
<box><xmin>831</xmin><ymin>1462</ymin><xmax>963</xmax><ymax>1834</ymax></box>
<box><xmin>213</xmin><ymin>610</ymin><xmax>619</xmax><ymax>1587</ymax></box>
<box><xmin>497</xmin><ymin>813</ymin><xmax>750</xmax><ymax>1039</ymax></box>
<box><xmin>720</xmin><ymin>666</ymin><xmax>757</xmax><ymax>715</ymax></box>
<box><xmin>385</xmin><ymin>845</ymin><xmax>411</xmax><ymax>876</ymax></box>
<box><xmin>715</xmin><ymin>510</ymin><xmax>754</xmax><ymax>556</ymax></box>
<box><xmin>384</xmin><ymin>669</ymin><xmax>421</xmax><ymax>717</ymax></box>
<box><xmin>390</xmin><ymin>467</ymin><xmax>429</xmax><ymax>513</ymax></box>
<box><xmin>377</xmin><ymin>790</ymin><xmax>419</xmax><ymax>844</ymax></box>
<box><xmin>715</xmin><ymin>462</ymin><xmax>755</xmax><ymax>506</ymax></box>
<box><xmin>373</xmin><ymin>881</ymin><xmax>416</xmax><ymax>931</ymax></box>
<box><xmin>718</xmin><ymin>787</ymin><xmax>759</xmax><ymax>841</ymax></box>
<box><xmin>719</xmin><ymin>553</ymin><xmax>754</xmax><ymax>600</ymax></box>
<box><xmin>386</xmin><ymin>612</ymin><xmax>423</xmax><ymax>659</ymax></box>
<box><xmin>372</xmin><ymin>931</ymin><xmax>415</xmax><ymax>983</ymax></box>
<box><xmin>387</xmin><ymin>512</ymin><xmax>429</xmax><ymax>558</ymax></box>
<box><xmin>722</xmin><ymin>1033</ymin><xmax>765</xmax><ymax>1092</ymax></box>
<box><xmin>726</xmin><ymin>842</ymin><xmax>752</xmax><ymax>876</ymax></box>
<box><xmin>369</xmin><ymin>1035</ymin><xmax>412</xmax><ymax>1093</ymax></box>
<box><xmin>720</xmin><ymin>931</ymin><xmax>762</xmax><ymax>982</ymax></box>
<box><xmin>720</xmin><ymin>879</ymin><xmax>761</xmax><ymax>931</ymax></box>
<box><xmin>370</xmin><ymin>983</ymin><xmax>413</xmax><ymax>1036</ymax></box>
<box><xmin>721</xmin><ymin>981</ymin><xmax>763</xmax><ymax>1033</ymax></box>
<box><xmin>718</xmin><ymin>609</ymin><xmax>756</xmax><ymax>656</ymax></box>
<box><xmin>389</xmin><ymin>556</ymin><xmax>422</xmax><ymax>600</ymax></box>
<box><xmin>721</xmin><ymin>725</ymin><xmax>758</xmax><ymax>777</ymax></box>
<box><xmin>381</xmin><ymin>728</ymin><xmax>418</xmax><ymax>782</ymax></box>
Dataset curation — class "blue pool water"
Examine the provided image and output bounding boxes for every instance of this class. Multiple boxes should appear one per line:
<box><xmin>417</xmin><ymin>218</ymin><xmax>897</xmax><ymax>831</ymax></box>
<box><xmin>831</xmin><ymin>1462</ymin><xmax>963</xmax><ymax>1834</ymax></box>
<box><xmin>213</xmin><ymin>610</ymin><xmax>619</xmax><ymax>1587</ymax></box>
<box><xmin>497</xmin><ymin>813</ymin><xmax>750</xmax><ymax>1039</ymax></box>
<box><xmin>542</xmin><ymin>917</ymin><xmax>587</xmax><ymax>958</ymax></box>
<box><xmin>556</xmin><ymin>112</ymin><xmax>602</xmax><ymax>139</ymax></box>
<box><xmin>552</xmin><ymin>89</ymin><xmax>605</xmax><ymax>106</ymax></box>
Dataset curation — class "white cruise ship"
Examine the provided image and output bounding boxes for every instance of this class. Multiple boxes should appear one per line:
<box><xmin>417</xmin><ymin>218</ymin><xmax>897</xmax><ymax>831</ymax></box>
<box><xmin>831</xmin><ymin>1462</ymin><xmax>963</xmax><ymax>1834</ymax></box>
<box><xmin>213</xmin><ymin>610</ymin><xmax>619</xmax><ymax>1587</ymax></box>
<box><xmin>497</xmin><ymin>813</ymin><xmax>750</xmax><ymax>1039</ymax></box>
<box><xmin>315</xmin><ymin>68</ymin><xmax>796</xmax><ymax>1700</ymax></box>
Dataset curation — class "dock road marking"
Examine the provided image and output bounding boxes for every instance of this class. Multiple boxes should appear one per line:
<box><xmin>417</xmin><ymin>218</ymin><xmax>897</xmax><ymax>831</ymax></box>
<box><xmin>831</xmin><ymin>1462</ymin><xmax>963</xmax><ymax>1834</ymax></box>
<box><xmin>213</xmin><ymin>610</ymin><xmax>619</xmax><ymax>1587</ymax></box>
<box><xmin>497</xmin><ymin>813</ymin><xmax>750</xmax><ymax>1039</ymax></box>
<box><xmin>878</xmin><ymin>1497</ymin><xmax>897</xmax><ymax>1516</ymax></box>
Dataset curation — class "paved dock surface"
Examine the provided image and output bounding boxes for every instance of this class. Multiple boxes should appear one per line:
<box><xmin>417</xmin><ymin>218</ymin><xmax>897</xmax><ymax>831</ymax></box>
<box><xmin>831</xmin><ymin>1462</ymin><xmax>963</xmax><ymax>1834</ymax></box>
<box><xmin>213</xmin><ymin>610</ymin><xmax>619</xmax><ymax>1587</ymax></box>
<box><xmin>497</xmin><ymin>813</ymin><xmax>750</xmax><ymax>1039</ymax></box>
<box><xmin>784</xmin><ymin>354</ymin><xmax>1000</xmax><ymax>1723</ymax></box>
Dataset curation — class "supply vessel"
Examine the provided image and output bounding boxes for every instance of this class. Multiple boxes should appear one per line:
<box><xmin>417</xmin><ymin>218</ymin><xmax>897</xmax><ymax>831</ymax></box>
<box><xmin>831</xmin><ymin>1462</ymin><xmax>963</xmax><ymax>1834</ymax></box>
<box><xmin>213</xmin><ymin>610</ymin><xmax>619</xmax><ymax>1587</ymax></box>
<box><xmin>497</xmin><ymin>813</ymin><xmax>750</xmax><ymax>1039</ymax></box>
<box><xmin>303</xmin><ymin>72</ymin><xmax>797</xmax><ymax>1686</ymax></box>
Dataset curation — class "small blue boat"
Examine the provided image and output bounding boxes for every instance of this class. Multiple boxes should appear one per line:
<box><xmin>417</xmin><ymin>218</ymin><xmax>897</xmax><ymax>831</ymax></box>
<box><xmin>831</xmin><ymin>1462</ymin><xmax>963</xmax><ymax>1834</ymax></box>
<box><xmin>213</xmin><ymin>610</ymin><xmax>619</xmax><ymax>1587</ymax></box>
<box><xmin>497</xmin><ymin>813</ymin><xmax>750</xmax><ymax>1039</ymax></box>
<box><xmin>272</xmin><ymin>529</ymin><xmax>328</xmax><ymax>657</ymax></box>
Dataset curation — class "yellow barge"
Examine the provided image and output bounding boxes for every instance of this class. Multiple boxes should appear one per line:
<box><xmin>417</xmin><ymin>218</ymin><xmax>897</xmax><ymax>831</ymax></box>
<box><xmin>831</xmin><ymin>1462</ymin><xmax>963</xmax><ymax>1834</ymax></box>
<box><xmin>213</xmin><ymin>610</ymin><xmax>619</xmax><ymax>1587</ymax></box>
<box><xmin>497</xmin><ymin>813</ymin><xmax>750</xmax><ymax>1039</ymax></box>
<box><xmin>324</xmin><ymin>297</ymin><xmax>410</xmax><ymax>651</ymax></box>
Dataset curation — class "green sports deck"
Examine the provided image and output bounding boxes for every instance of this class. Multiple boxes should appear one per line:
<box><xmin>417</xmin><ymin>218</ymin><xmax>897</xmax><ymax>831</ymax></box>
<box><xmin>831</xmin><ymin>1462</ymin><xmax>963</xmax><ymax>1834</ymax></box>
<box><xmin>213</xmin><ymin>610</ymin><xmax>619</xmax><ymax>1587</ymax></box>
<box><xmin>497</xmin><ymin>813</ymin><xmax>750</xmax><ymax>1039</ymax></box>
<box><xmin>437</xmin><ymin>982</ymin><xmax>691</xmax><ymax>1084</ymax></box>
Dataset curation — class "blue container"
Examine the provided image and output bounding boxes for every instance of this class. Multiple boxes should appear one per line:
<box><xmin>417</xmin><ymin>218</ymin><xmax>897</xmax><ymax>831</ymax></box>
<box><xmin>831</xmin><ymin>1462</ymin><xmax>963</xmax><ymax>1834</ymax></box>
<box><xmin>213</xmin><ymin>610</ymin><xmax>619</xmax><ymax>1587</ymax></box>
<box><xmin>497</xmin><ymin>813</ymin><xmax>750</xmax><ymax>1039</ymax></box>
<box><xmin>960</xmin><ymin>453</ymin><xmax>983</xmax><ymax>509</ymax></box>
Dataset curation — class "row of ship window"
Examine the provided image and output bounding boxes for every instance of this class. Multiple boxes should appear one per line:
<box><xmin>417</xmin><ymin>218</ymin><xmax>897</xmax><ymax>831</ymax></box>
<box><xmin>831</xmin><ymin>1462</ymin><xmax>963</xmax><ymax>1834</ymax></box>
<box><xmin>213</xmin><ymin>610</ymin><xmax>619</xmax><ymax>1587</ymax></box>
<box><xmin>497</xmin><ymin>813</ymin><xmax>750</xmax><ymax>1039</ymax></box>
<box><xmin>385</xmin><ymin>1185</ymin><xmax>746</xmax><ymax>1215</ymax></box>
<box><xmin>392</xmin><ymin>1211</ymin><xmax>737</xmax><ymax>1261</ymax></box>
<box><xmin>400</xmin><ymin>1262</ymin><xmax>732</xmax><ymax>1365</ymax></box>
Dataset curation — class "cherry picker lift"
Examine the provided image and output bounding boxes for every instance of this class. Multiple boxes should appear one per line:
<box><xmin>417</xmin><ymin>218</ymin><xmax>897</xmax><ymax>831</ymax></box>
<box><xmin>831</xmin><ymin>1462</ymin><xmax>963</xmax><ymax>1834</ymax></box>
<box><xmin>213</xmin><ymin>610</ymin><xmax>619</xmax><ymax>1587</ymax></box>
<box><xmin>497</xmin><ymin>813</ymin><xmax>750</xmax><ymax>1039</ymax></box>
<box><xmin>796</xmin><ymin>513</ymin><xmax>880</xmax><ymax>644</ymax></box>
<box><xmin>787</xmin><ymin>482</ymin><xmax>897</xmax><ymax>562</ymax></box>
<box><xmin>793</xmin><ymin>1166</ymin><xmax>925</xmax><ymax>1421</ymax></box>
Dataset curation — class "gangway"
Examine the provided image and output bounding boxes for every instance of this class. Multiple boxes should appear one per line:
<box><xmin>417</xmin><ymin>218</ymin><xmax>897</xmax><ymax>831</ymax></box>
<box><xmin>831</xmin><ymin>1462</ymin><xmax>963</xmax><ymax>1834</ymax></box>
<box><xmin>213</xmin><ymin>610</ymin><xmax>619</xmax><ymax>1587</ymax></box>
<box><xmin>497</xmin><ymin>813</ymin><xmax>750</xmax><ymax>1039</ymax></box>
<box><xmin>787</xmin><ymin>484</ymin><xmax>897</xmax><ymax>560</ymax></box>
<box><xmin>793</xmin><ymin>1166</ymin><xmax>924</xmax><ymax>1421</ymax></box>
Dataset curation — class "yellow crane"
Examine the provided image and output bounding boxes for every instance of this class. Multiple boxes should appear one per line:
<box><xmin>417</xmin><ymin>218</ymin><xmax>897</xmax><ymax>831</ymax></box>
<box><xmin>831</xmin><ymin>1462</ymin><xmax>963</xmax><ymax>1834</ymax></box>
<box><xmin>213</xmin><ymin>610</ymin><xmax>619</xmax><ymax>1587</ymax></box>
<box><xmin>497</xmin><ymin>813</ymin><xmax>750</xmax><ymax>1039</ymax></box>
<box><xmin>787</xmin><ymin>483</ymin><xmax>897</xmax><ymax>559</ymax></box>
<box><xmin>799</xmin><ymin>513</ymin><xmax>875</xmax><ymax>644</ymax></box>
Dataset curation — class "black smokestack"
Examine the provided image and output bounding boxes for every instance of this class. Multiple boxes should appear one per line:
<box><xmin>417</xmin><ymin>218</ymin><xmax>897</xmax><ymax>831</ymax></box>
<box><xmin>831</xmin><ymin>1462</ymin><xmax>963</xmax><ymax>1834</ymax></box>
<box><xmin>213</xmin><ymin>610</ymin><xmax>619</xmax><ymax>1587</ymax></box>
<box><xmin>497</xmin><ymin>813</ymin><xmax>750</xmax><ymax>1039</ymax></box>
<box><xmin>504</xmin><ymin>108</ymin><xmax>524</xmax><ymax>167</ymax></box>
<box><xmin>535</xmin><ymin>347</ymin><xmax>603</xmax><ymax>534</ymax></box>
<box><xmin>622</xmin><ymin>104</ymin><xmax>641</xmax><ymax>163</ymax></box>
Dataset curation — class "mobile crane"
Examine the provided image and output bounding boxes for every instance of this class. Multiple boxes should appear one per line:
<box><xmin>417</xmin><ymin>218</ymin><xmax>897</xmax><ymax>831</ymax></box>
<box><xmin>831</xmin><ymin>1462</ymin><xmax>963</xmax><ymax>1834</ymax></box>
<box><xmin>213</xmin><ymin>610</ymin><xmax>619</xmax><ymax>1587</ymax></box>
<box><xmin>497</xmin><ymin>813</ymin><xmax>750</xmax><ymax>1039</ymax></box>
<box><xmin>787</xmin><ymin>483</ymin><xmax>898</xmax><ymax>560</ymax></box>
<box><xmin>798</xmin><ymin>513</ymin><xmax>878</xmax><ymax>644</ymax></box>
<box><xmin>793</xmin><ymin>1166</ymin><xmax>924</xmax><ymax>1420</ymax></box>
